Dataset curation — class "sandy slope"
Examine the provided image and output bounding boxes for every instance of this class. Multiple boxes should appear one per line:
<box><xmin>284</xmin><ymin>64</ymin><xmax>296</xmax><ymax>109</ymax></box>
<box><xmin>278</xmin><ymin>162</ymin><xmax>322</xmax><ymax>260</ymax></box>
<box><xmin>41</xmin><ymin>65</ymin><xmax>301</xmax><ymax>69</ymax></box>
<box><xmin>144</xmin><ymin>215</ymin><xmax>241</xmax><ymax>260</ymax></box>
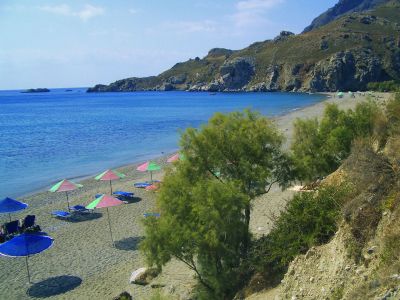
<box><xmin>0</xmin><ymin>92</ymin><xmax>389</xmax><ymax>300</ymax></box>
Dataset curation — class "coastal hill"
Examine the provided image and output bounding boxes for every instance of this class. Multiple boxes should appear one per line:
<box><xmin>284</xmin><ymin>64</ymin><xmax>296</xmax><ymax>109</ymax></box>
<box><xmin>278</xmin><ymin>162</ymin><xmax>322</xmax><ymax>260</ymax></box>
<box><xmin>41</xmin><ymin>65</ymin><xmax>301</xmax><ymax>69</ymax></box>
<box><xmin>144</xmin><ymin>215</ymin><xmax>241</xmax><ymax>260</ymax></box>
<box><xmin>88</xmin><ymin>0</ymin><xmax>400</xmax><ymax>93</ymax></box>
<box><xmin>303</xmin><ymin>0</ymin><xmax>390</xmax><ymax>32</ymax></box>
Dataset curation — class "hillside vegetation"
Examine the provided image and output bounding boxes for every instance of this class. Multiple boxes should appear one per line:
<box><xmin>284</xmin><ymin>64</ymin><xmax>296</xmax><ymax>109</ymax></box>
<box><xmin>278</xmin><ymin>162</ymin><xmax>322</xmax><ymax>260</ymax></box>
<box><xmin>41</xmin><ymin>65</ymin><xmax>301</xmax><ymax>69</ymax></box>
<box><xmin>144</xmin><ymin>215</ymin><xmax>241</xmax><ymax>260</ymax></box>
<box><xmin>128</xmin><ymin>92</ymin><xmax>400</xmax><ymax>300</ymax></box>
<box><xmin>88</xmin><ymin>0</ymin><xmax>400</xmax><ymax>93</ymax></box>
<box><xmin>303</xmin><ymin>0</ymin><xmax>390</xmax><ymax>32</ymax></box>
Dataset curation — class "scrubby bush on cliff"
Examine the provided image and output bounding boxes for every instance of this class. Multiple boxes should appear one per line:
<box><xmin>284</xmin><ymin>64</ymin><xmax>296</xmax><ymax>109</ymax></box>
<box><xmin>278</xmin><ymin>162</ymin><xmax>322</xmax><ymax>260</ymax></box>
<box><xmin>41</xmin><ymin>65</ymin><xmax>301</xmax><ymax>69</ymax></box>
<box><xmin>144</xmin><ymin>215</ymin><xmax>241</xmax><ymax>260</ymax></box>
<box><xmin>367</xmin><ymin>80</ymin><xmax>400</xmax><ymax>92</ymax></box>
<box><xmin>291</xmin><ymin>101</ymin><xmax>385</xmax><ymax>182</ymax></box>
<box><xmin>246</xmin><ymin>184</ymin><xmax>351</xmax><ymax>286</ymax></box>
<box><xmin>386</xmin><ymin>92</ymin><xmax>400</xmax><ymax>135</ymax></box>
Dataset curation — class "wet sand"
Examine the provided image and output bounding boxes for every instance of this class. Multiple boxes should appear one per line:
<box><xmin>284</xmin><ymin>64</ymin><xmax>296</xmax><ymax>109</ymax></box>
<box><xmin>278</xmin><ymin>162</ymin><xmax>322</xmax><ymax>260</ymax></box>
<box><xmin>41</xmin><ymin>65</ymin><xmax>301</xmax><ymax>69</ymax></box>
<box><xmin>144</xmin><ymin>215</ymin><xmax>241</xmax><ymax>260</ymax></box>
<box><xmin>0</xmin><ymin>92</ymin><xmax>390</xmax><ymax>300</ymax></box>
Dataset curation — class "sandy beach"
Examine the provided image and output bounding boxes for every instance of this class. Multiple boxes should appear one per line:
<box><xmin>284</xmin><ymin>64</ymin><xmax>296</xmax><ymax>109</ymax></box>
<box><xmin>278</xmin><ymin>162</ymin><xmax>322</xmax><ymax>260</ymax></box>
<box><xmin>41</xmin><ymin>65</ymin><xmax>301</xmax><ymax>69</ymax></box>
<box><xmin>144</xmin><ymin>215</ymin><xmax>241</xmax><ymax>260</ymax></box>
<box><xmin>0</xmin><ymin>92</ymin><xmax>390</xmax><ymax>300</ymax></box>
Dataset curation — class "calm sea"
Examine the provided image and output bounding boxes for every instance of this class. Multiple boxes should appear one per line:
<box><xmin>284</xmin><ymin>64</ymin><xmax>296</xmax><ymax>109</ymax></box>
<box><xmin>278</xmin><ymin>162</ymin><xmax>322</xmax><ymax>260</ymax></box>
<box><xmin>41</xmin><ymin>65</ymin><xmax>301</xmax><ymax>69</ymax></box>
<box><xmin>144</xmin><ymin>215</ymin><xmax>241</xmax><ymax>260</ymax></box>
<box><xmin>0</xmin><ymin>88</ymin><xmax>325</xmax><ymax>198</ymax></box>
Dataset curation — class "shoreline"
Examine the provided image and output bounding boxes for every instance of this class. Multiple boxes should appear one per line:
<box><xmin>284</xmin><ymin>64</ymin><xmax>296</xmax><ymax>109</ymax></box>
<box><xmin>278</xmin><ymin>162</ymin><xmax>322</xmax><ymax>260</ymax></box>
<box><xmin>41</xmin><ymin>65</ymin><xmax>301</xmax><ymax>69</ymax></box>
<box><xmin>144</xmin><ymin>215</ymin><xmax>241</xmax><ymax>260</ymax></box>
<box><xmin>15</xmin><ymin>92</ymin><xmax>328</xmax><ymax>199</ymax></box>
<box><xmin>19</xmin><ymin>149</ymin><xmax>179</xmax><ymax>199</ymax></box>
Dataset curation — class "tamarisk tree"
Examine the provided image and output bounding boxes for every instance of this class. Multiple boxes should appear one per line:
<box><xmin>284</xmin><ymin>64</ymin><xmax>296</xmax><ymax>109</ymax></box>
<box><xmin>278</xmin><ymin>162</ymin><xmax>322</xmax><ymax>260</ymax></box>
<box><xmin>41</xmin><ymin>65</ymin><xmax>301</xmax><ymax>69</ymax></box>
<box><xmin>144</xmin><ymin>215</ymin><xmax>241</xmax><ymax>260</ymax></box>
<box><xmin>141</xmin><ymin>110</ymin><xmax>292</xmax><ymax>298</ymax></box>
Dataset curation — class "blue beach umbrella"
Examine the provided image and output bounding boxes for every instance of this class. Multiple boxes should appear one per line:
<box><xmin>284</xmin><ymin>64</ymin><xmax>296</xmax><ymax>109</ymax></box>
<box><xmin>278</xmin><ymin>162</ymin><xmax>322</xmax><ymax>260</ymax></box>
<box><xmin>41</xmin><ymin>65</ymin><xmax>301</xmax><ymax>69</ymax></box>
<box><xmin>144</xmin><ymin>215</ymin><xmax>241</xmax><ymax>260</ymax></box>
<box><xmin>0</xmin><ymin>197</ymin><xmax>28</xmax><ymax>222</ymax></box>
<box><xmin>0</xmin><ymin>233</ymin><xmax>54</xmax><ymax>283</ymax></box>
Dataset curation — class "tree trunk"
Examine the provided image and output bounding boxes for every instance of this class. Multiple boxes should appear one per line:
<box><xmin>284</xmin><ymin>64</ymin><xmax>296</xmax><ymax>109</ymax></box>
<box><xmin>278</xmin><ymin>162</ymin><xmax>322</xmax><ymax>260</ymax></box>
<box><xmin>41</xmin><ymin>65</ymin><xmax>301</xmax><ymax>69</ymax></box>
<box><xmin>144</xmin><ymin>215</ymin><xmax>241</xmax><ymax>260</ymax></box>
<box><xmin>243</xmin><ymin>204</ymin><xmax>251</xmax><ymax>256</ymax></box>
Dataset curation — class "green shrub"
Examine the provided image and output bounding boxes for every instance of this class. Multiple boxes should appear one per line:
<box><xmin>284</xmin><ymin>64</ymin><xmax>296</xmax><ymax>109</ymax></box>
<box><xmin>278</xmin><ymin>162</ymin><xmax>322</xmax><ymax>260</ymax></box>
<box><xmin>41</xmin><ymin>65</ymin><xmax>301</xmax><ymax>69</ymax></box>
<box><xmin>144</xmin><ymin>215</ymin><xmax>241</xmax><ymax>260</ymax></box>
<box><xmin>114</xmin><ymin>292</ymin><xmax>132</xmax><ymax>300</ymax></box>
<box><xmin>247</xmin><ymin>184</ymin><xmax>351</xmax><ymax>284</ymax></box>
<box><xmin>386</xmin><ymin>93</ymin><xmax>400</xmax><ymax>135</ymax></box>
<box><xmin>367</xmin><ymin>80</ymin><xmax>400</xmax><ymax>92</ymax></box>
<box><xmin>292</xmin><ymin>101</ymin><xmax>385</xmax><ymax>182</ymax></box>
<box><xmin>381</xmin><ymin>233</ymin><xmax>400</xmax><ymax>265</ymax></box>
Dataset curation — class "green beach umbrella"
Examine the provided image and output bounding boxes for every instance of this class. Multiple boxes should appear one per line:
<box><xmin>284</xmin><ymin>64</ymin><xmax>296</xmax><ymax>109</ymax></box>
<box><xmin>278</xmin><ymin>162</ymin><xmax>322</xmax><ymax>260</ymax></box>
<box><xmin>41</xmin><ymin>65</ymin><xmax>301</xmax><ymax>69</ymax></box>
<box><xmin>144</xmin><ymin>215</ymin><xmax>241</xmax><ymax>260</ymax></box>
<box><xmin>94</xmin><ymin>169</ymin><xmax>125</xmax><ymax>194</ymax></box>
<box><xmin>49</xmin><ymin>179</ymin><xmax>82</xmax><ymax>211</ymax></box>
<box><xmin>337</xmin><ymin>92</ymin><xmax>344</xmax><ymax>98</ymax></box>
<box><xmin>136</xmin><ymin>161</ymin><xmax>161</xmax><ymax>181</ymax></box>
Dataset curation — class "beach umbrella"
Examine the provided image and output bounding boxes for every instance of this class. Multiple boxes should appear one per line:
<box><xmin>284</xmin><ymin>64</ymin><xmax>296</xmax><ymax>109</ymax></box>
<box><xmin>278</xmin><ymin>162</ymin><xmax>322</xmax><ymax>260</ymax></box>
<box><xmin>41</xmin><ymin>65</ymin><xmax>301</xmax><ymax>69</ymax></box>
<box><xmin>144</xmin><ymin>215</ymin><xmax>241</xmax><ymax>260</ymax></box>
<box><xmin>0</xmin><ymin>233</ymin><xmax>54</xmax><ymax>283</ymax></box>
<box><xmin>86</xmin><ymin>195</ymin><xmax>124</xmax><ymax>247</ymax></box>
<box><xmin>136</xmin><ymin>161</ymin><xmax>161</xmax><ymax>181</ymax></box>
<box><xmin>0</xmin><ymin>197</ymin><xmax>28</xmax><ymax>222</ymax></box>
<box><xmin>49</xmin><ymin>179</ymin><xmax>82</xmax><ymax>212</ymax></box>
<box><xmin>95</xmin><ymin>169</ymin><xmax>125</xmax><ymax>194</ymax></box>
<box><xmin>337</xmin><ymin>92</ymin><xmax>344</xmax><ymax>98</ymax></box>
<box><xmin>145</xmin><ymin>184</ymin><xmax>158</xmax><ymax>191</ymax></box>
<box><xmin>167</xmin><ymin>153</ymin><xmax>185</xmax><ymax>163</ymax></box>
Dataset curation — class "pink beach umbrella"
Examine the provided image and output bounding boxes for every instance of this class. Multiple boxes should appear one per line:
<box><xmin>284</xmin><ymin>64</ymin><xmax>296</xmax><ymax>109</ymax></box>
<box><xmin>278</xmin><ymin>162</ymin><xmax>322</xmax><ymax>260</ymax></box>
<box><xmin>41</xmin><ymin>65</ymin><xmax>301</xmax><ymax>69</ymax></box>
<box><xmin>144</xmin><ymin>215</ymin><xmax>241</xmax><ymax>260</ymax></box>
<box><xmin>145</xmin><ymin>184</ymin><xmax>158</xmax><ymax>191</ymax></box>
<box><xmin>136</xmin><ymin>161</ymin><xmax>161</xmax><ymax>182</ymax></box>
<box><xmin>167</xmin><ymin>153</ymin><xmax>180</xmax><ymax>163</ymax></box>
<box><xmin>86</xmin><ymin>194</ymin><xmax>124</xmax><ymax>247</ymax></box>
<box><xmin>167</xmin><ymin>153</ymin><xmax>185</xmax><ymax>163</ymax></box>
<box><xmin>95</xmin><ymin>169</ymin><xmax>125</xmax><ymax>194</ymax></box>
<box><xmin>49</xmin><ymin>179</ymin><xmax>82</xmax><ymax>211</ymax></box>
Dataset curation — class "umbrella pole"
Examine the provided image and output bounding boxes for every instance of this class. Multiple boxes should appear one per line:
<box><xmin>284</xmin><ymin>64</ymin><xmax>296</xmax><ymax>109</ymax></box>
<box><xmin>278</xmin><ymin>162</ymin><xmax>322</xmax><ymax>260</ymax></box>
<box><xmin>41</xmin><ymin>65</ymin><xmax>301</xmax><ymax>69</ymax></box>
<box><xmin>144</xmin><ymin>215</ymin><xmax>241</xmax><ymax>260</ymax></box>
<box><xmin>106</xmin><ymin>208</ymin><xmax>115</xmax><ymax>247</ymax></box>
<box><xmin>150</xmin><ymin>171</ymin><xmax>153</xmax><ymax>182</ymax></box>
<box><xmin>25</xmin><ymin>256</ymin><xmax>31</xmax><ymax>284</ymax></box>
<box><xmin>66</xmin><ymin>192</ymin><xmax>70</xmax><ymax>212</ymax></box>
<box><xmin>8</xmin><ymin>213</ymin><xmax>11</xmax><ymax>222</ymax></box>
<box><xmin>109</xmin><ymin>180</ymin><xmax>113</xmax><ymax>195</ymax></box>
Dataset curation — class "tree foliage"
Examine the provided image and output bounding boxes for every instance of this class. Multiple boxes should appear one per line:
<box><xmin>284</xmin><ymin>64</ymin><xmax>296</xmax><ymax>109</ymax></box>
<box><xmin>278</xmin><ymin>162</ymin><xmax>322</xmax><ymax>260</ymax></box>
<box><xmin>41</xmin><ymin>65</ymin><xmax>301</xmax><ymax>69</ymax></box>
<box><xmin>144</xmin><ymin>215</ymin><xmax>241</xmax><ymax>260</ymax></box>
<box><xmin>141</xmin><ymin>110</ymin><xmax>293</xmax><ymax>298</ymax></box>
<box><xmin>386</xmin><ymin>92</ymin><xmax>400</xmax><ymax>135</ymax></box>
<box><xmin>367</xmin><ymin>80</ymin><xmax>400</xmax><ymax>92</ymax></box>
<box><xmin>180</xmin><ymin>110</ymin><xmax>293</xmax><ymax>196</ymax></box>
<box><xmin>291</xmin><ymin>101</ymin><xmax>384</xmax><ymax>182</ymax></box>
<box><xmin>141</xmin><ymin>175</ymin><xmax>248</xmax><ymax>298</ymax></box>
<box><xmin>179</xmin><ymin>110</ymin><xmax>293</xmax><ymax>234</ymax></box>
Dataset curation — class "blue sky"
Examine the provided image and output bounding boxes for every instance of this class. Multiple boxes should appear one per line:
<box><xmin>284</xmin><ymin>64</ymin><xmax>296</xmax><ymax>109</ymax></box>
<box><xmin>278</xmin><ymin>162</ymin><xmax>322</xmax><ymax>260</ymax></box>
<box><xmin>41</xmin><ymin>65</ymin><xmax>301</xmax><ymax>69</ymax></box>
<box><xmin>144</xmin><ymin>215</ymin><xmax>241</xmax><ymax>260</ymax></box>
<box><xmin>0</xmin><ymin>0</ymin><xmax>338</xmax><ymax>90</ymax></box>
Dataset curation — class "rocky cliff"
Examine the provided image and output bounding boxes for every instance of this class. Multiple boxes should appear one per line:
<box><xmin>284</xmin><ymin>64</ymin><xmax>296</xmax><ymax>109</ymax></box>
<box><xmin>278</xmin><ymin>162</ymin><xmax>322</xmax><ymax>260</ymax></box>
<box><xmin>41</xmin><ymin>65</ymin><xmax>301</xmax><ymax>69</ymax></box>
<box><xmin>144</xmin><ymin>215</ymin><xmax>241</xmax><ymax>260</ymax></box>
<box><xmin>88</xmin><ymin>1</ymin><xmax>400</xmax><ymax>93</ymax></box>
<box><xmin>303</xmin><ymin>0</ymin><xmax>390</xmax><ymax>33</ymax></box>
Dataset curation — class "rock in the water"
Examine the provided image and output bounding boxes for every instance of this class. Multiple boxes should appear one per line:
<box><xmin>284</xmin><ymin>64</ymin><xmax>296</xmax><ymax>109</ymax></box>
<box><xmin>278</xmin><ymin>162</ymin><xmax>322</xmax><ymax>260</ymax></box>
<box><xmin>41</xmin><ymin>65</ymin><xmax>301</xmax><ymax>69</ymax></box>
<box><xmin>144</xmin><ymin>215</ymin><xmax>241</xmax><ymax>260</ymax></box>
<box><xmin>21</xmin><ymin>88</ymin><xmax>50</xmax><ymax>93</ymax></box>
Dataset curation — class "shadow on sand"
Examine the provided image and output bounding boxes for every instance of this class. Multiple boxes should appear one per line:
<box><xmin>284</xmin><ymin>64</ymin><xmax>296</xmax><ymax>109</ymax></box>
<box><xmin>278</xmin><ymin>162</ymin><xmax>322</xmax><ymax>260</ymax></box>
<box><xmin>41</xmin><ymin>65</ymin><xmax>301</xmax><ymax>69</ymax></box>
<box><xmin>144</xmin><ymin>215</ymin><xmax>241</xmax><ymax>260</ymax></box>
<box><xmin>27</xmin><ymin>275</ymin><xmax>82</xmax><ymax>298</ymax></box>
<box><xmin>114</xmin><ymin>236</ymin><xmax>144</xmax><ymax>251</ymax></box>
<box><xmin>120</xmin><ymin>196</ymin><xmax>142</xmax><ymax>204</ymax></box>
<box><xmin>59</xmin><ymin>212</ymin><xmax>103</xmax><ymax>223</ymax></box>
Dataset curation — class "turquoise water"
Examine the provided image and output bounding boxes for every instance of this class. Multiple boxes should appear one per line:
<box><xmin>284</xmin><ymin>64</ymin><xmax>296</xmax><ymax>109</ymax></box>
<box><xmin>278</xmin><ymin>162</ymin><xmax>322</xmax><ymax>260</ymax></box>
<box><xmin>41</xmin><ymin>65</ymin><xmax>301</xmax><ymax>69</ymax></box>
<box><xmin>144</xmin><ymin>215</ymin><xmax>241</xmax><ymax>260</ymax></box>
<box><xmin>0</xmin><ymin>89</ymin><xmax>325</xmax><ymax>198</ymax></box>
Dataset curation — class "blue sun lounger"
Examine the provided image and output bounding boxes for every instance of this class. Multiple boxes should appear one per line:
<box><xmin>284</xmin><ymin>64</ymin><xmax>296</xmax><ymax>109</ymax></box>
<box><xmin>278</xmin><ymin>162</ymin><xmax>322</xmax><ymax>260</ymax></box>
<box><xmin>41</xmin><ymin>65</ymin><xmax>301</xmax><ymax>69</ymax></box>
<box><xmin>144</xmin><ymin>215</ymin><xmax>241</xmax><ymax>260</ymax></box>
<box><xmin>143</xmin><ymin>213</ymin><xmax>160</xmax><ymax>218</ymax></box>
<box><xmin>134</xmin><ymin>182</ymin><xmax>152</xmax><ymax>188</ymax></box>
<box><xmin>51</xmin><ymin>211</ymin><xmax>71</xmax><ymax>218</ymax></box>
<box><xmin>113</xmin><ymin>191</ymin><xmax>134</xmax><ymax>197</ymax></box>
<box><xmin>70</xmin><ymin>205</ymin><xmax>89</xmax><ymax>213</ymax></box>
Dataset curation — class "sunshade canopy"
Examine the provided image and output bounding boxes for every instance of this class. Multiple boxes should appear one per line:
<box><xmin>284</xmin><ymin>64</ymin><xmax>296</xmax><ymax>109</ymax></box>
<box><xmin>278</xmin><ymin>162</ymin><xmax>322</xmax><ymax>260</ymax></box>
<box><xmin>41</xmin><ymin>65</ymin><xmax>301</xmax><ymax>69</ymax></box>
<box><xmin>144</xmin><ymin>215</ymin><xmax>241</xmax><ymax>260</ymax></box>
<box><xmin>167</xmin><ymin>153</ymin><xmax>185</xmax><ymax>163</ymax></box>
<box><xmin>95</xmin><ymin>170</ymin><xmax>125</xmax><ymax>181</ymax></box>
<box><xmin>49</xmin><ymin>179</ymin><xmax>82</xmax><ymax>193</ymax></box>
<box><xmin>0</xmin><ymin>234</ymin><xmax>53</xmax><ymax>257</ymax></box>
<box><xmin>136</xmin><ymin>161</ymin><xmax>161</xmax><ymax>172</ymax></box>
<box><xmin>0</xmin><ymin>197</ymin><xmax>28</xmax><ymax>214</ymax></box>
<box><xmin>86</xmin><ymin>194</ymin><xmax>123</xmax><ymax>210</ymax></box>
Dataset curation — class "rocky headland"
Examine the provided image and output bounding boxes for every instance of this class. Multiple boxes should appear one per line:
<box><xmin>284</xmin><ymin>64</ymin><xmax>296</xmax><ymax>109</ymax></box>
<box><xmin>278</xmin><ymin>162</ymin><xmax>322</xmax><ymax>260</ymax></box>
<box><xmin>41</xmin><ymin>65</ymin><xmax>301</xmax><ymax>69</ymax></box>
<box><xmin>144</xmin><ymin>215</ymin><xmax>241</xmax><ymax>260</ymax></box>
<box><xmin>21</xmin><ymin>88</ymin><xmax>50</xmax><ymax>93</ymax></box>
<box><xmin>88</xmin><ymin>0</ymin><xmax>400</xmax><ymax>94</ymax></box>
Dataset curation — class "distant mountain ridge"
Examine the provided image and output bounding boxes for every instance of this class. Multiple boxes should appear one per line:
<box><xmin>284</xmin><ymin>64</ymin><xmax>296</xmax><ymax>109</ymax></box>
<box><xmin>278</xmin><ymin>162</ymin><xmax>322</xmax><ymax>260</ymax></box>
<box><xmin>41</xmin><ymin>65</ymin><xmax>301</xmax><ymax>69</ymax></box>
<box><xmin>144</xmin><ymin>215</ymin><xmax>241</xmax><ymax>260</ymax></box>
<box><xmin>303</xmin><ymin>0</ymin><xmax>390</xmax><ymax>33</ymax></box>
<box><xmin>88</xmin><ymin>0</ymin><xmax>400</xmax><ymax>93</ymax></box>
